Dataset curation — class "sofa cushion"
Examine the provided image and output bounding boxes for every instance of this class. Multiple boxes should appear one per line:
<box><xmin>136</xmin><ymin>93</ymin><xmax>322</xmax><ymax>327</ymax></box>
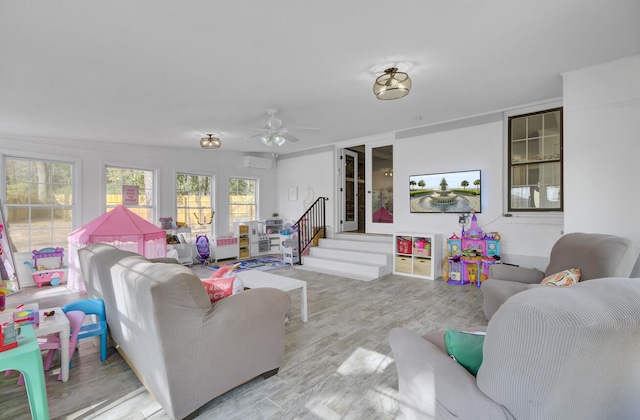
<box><xmin>479</xmin><ymin>278</ymin><xmax>640</xmax><ymax>419</ymax></box>
<box><xmin>545</xmin><ymin>233</ymin><xmax>640</xmax><ymax>280</ymax></box>
<box><xmin>541</xmin><ymin>268</ymin><xmax>581</xmax><ymax>286</ymax></box>
<box><xmin>444</xmin><ymin>330</ymin><xmax>485</xmax><ymax>376</ymax></box>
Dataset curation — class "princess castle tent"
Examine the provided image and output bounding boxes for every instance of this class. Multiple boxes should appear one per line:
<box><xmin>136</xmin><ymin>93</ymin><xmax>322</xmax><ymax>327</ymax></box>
<box><xmin>67</xmin><ymin>205</ymin><xmax>166</xmax><ymax>291</ymax></box>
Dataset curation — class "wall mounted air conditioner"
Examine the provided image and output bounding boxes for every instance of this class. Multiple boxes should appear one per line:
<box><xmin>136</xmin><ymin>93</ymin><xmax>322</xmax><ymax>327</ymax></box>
<box><xmin>243</xmin><ymin>156</ymin><xmax>272</xmax><ymax>170</ymax></box>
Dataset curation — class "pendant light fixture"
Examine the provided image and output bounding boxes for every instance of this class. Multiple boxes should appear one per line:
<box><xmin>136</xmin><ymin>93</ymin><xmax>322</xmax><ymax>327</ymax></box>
<box><xmin>373</xmin><ymin>67</ymin><xmax>412</xmax><ymax>100</ymax></box>
<box><xmin>200</xmin><ymin>134</ymin><xmax>221</xmax><ymax>149</ymax></box>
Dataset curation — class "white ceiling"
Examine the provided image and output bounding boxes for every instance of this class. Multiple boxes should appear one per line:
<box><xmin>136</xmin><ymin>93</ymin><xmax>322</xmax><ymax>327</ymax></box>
<box><xmin>1</xmin><ymin>1</ymin><xmax>639</xmax><ymax>154</ymax></box>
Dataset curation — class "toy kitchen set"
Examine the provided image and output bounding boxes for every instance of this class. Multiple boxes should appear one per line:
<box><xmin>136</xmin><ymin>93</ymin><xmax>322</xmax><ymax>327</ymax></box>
<box><xmin>234</xmin><ymin>219</ymin><xmax>283</xmax><ymax>258</ymax></box>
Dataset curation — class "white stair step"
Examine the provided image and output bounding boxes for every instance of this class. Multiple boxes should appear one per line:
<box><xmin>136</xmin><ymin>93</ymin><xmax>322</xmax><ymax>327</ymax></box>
<box><xmin>317</xmin><ymin>238</ymin><xmax>391</xmax><ymax>254</ymax></box>
<box><xmin>299</xmin><ymin>234</ymin><xmax>394</xmax><ymax>281</ymax></box>
<box><xmin>297</xmin><ymin>256</ymin><xmax>391</xmax><ymax>281</ymax></box>
<box><xmin>308</xmin><ymin>247</ymin><xmax>391</xmax><ymax>266</ymax></box>
<box><xmin>332</xmin><ymin>233</ymin><xmax>393</xmax><ymax>244</ymax></box>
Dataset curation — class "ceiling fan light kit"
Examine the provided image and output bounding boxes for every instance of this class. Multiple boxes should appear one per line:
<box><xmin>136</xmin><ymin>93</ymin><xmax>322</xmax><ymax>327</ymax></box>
<box><xmin>248</xmin><ymin>108</ymin><xmax>318</xmax><ymax>147</ymax></box>
<box><xmin>260</xmin><ymin>133</ymin><xmax>287</xmax><ymax>147</ymax></box>
<box><xmin>374</xmin><ymin>67</ymin><xmax>412</xmax><ymax>100</ymax></box>
<box><xmin>200</xmin><ymin>134</ymin><xmax>221</xmax><ymax>149</ymax></box>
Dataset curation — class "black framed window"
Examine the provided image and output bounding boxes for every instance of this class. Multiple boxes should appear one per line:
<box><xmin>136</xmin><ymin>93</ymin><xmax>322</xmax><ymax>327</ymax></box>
<box><xmin>508</xmin><ymin>108</ymin><xmax>563</xmax><ymax>211</ymax></box>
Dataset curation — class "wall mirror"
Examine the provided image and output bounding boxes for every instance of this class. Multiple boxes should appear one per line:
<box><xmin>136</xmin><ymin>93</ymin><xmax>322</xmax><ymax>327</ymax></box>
<box><xmin>0</xmin><ymin>200</ymin><xmax>20</xmax><ymax>294</ymax></box>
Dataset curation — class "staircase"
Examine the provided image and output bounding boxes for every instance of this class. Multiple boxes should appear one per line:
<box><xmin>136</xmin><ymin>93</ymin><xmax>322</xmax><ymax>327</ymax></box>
<box><xmin>296</xmin><ymin>233</ymin><xmax>393</xmax><ymax>281</ymax></box>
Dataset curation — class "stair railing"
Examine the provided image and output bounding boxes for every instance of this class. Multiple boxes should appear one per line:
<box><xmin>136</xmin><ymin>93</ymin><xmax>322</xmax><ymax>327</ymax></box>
<box><xmin>293</xmin><ymin>197</ymin><xmax>328</xmax><ymax>265</ymax></box>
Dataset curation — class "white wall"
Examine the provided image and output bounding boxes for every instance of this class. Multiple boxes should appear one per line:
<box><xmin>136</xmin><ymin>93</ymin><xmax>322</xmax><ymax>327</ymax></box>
<box><xmin>393</xmin><ymin>120</ymin><xmax>562</xmax><ymax>269</ymax></box>
<box><xmin>275</xmin><ymin>147</ymin><xmax>335</xmax><ymax>233</ymax></box>
<box><xmin>563</xmin><ymin>54</ymin><xmax>640</xmax><ymax>241</ymax></box>
<box><xmin>1</xmin><ymin>136</ymin><xmax>277</xmax><ymax>286</ymax></box>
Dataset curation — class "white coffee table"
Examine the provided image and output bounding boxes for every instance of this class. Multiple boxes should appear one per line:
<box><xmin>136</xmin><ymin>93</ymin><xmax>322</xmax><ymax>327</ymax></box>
<box><xmin>237</xmin><ymin>270</ymin><xmax>308</xmax><ymax>323</ymax></box>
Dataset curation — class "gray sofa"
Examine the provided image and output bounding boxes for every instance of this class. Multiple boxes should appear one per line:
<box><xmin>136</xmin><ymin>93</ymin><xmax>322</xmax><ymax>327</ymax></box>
<box><xmin>481</xmin><ymin>232</ymin><xmax>640</xmax><ymax>320</ymax></box>
<box><xmin>78</xmin><ymin>243</ymin><xmax>291</xmax><ymax>420</ymax></box>
<box><xmin>389</xmin><ymin>277</ymin><xmax>640</xmax><ymax>419</ymax></box>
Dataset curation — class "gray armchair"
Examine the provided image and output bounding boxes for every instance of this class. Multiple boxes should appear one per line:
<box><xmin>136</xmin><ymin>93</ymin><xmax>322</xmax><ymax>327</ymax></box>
<box><xmin>481</xmin><ymin>232</ymin><xmax>640</xmax><ymax>320</ymax></box>
<box><xmin>389</xmin><ymin>278</ymin><xmax>640</xmax><ymax>420</ymax></box>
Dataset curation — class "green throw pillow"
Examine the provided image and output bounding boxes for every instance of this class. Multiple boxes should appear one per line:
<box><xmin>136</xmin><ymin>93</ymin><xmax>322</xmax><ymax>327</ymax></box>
<box><xmin>444</xmin><ymin>329</ymin><xmax>485</xmax><ymax>376</ymax></box>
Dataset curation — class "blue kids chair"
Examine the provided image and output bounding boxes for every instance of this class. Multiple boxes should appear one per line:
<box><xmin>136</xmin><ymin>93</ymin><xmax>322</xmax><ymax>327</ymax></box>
<box><xmin>62</xmin><ymin>298</ymin><xmax>108</xmax><ymax>361</ymax></box>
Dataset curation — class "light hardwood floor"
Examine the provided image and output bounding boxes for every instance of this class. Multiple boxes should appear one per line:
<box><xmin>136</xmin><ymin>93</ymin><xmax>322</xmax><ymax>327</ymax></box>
<box><xmin>0</xmin><ymin>265</ymin><xmax>487</xmax><ymax>419</ymax></box>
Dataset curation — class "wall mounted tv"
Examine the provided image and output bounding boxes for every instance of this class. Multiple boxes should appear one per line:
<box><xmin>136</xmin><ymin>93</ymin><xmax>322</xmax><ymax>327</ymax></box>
<box><xmin>409</xmin><ymin>169</ymin><xmax>481</xmax><ymax>213</ymax></box>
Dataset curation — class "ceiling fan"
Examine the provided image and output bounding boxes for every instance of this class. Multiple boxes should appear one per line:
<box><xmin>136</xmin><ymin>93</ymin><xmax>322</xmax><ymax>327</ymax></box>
<box><xmin>246</xmin><ymin>108</ymin><xmax>319</xmax><ymax>147</ymax></box>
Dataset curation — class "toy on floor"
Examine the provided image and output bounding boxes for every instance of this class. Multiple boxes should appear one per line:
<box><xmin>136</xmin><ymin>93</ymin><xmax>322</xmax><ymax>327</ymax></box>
<box><xmin>443</xmin><ymin>213</ymin><xmax>501</xmax><ymax>287</ymax></box>
<box><xmin>195</xmin><ymin>235</ymin><xmax>211</xmax><ymax>265</ymax></box>
<box><xmin>23</xmin><ymin>247</ymin><xmax>67</xmax><ymax>287</ymax></box>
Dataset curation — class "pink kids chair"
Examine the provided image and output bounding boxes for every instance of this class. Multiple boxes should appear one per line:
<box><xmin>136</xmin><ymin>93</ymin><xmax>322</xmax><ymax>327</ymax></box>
<box><xmin>11</xmin><ymin>310</ymin><xmax>86</xmax><ymax>385</ymax></box>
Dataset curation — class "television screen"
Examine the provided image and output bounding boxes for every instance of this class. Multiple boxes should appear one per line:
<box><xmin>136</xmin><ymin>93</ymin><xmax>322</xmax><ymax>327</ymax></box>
<box><xmin>410</xmin><ymin>169</ymin><xmax>481</xmax><ymax>213</ymax></box>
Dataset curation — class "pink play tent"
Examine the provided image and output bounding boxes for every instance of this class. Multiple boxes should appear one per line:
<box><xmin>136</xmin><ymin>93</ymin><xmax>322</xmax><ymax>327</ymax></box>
<box><xmin>67</xmin><ymin>205</ymin><xmax>167</xmax><ymax>291</ymax></box>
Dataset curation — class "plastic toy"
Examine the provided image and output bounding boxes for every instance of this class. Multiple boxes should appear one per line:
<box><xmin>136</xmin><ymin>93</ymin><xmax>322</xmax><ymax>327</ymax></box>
<box><xmin>0</xmin><ymin>322</ymin><xmax>18</xmax><ymax>352</ymax></box>
<box><xmin>195</xmin><ymin>235</ymin><xmax>211</xmax><ymax>265</ymax></box>
<box><xmin>23</xmin><ymin>247</ymin><xmax>67</xmax><ymax>287</ymax></box>
<box><xmin>444</xmin><ymin>214</ymin><xmax>501</xmax><ymax>287</ymax></box>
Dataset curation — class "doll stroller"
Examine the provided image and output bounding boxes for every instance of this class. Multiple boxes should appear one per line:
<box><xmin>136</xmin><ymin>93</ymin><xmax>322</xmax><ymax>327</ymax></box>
<box><xmin>195</xmin><ymin>235</ymin><xmax>211</xmax><ymax>265</ymax></box>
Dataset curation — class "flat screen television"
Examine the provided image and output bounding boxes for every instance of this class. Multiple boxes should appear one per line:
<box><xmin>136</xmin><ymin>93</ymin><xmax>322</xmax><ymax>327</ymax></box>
<box><xmin>409</xmin><ymin>169</ymin><xmax>481</xmax><ymax>213</ymax></box>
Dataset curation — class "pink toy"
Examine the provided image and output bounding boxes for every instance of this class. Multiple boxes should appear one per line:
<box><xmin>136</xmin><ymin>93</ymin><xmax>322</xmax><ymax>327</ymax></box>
<box><xmin>24</xmin><ymin>247</ymin><xmax>67</xmax><ymax>287</ymax></box>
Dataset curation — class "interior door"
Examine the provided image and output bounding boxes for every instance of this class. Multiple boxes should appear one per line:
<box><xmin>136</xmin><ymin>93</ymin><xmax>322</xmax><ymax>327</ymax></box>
<box><xmin>366</xmin><ymin>144</ymin><xmax>394</xmax><ymax>234</ymax></box>
<box><xmin>341</xmin><ymin>149</ymin><xmax>358</xmax><ymax>231</ymax></box>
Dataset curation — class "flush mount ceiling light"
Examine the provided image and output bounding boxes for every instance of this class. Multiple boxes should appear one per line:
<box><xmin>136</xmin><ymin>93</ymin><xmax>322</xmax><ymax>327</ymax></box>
<box><xmin>200</xmin><ymin>134</ymin><xmax>221</xmax><ymax>149</ymax></box>
<box><xmin>373</xmin><ymin>67</ymin><xmax>412</xmax><ymax>100</ymax></box>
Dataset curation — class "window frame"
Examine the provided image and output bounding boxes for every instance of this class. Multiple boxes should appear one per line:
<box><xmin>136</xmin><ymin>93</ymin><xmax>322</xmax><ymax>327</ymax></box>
<box><xmin>176</xmin><ymin>172</ymin><xmax>214</xmax><ymax>238</ymax></box>
<box><xmin>228</xmin><ymin>177</ymin><xmax>258</xmax><ymax>231</ymax></box>
<box><xmin>507</xmin><ymin>107</ymin><xmax>563</xmax><ymax>212</ymax></box>
<box><xmin>104</xmin><ymin>165</ymin><xmax>157</xmax><ymax>222</ymax></box>
<box><xmin>2</xmin><ymin>155</ymin><xmax>76</xmax><ymax>252</ymax></box>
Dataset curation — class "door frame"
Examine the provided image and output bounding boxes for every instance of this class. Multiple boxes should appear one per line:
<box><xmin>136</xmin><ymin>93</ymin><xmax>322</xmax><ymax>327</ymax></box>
<box><xmin>341</xmin><ymin>148</ymin><xmax>359</xmax><ymax>231</ymax></box>
<box><xmin>365</xmin><ymin>141</ymin><xmax>395</xmax><ymax>234</ymax></box>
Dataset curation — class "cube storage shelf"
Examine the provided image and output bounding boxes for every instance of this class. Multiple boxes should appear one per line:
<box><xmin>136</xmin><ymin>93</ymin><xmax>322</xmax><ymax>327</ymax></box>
<box><xmin>393</xmin><ymin>233</ymin><xmax>442</xmax><ymax>280</ymax></box>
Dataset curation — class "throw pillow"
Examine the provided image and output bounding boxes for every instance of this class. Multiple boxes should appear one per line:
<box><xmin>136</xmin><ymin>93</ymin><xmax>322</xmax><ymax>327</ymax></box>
<box><xmin>540</xmin><ymin>267</ymin><xmax>581</xmax><ymax>286</ymax></box>
<box><xmin>202</xmin><ymin>277</ymin><xmax>235</xmax><ymax>302</ymax></box>
<box><xmin>444</xmin><ymin>329</ymin><xmax>485</xmax><ymax>376</ymax></box>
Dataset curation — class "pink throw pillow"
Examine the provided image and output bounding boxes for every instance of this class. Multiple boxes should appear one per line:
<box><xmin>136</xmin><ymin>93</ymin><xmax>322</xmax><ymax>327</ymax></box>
<box><xmin>202</xmin><ymin>277</ymin><xmax>235</xmax><ymax>302</ymax></box>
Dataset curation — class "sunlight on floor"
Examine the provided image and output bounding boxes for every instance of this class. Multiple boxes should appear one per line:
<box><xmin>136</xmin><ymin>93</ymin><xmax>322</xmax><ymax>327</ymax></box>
<box><xmin>302</xmin><ymin>346</ymin><xmax>400</xmax><ymax>419</ymax></box>
<box><xmin>336</xmin><ymin>346</ymin><xmax>393</xmax><ymax>376</ymax></box>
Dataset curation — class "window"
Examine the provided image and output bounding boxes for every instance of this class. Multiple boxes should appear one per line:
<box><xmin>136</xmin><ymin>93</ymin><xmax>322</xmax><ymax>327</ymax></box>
<box><xmin>3</xmin><ymin>157</ymin><xmax>73</xmax><ymax>252</ymax></box>
<box><xmin>508</xmin><ymin>108</ymin><xmax>562</xmax><ymax>211</ymax></box>
<box><xmin>105</xmin><ymin>166</ymin><xmax>155</xmax><ymax>221</ymax></box>
<box><xmin>228</xmin><ymin>178</ymin><xmax>256</xmax><ymax>231</ymax></box>
<box><xmin>176</xmin><ymin>173</ymin><xmax>213</xmax><ymax>237</ymax></box>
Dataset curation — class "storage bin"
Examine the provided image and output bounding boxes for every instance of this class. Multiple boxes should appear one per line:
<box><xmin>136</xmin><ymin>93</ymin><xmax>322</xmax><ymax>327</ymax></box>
<box><xmin>413</xmin><ymin>258</ymin><xmax>432</xmax><ymax>276</ymax></box>
<box><xmin>239</xmin><ymin>237</ymin><xmax>249</xmax><ymax>246</ymax></box>
<box><xmin>239</xmin><ymin>225</ymin><xmax>249</xmax><ymax>234</ymax></box>
<box><xmin>413</xmin><ymin>247</ymin><xmax>431</xmax><ymax>257</ymax></box>
<box><xmin>397</xmin><ymin>237</ymin><xmax>412</xmax><ymax>254</ymax></box>
<box><xmin>395</xmin><ymin>256</ymin><xmax>412</xmax><ymax>273</ymax></box>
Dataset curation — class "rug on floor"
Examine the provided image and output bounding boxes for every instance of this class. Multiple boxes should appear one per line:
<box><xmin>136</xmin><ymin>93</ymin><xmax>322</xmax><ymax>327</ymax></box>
<box><xmin>205</xmin><ymin>255</ymin><xmax>287</xmax><ymax>273</ymax></box>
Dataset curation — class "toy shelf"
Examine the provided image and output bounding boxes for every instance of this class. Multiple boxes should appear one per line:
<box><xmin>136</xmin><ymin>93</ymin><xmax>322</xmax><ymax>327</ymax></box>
<box><xmin>393</xmin><ymin>233</ymin><xmax>442</xmax><ymax>280</ymax></box>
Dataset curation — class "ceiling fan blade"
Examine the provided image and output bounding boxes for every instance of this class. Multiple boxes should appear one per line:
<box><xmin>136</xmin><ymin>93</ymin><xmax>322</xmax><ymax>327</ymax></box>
<box><xmin>243</xmin><ymin>132</ymin><xmax>265</xmax><ymax>140</ymax></box>
<box><xmin>287</xmin><ymin>126</ymin><xmax>320</xmax><ymax>131</ymax></box>
<box><xmin>282</xmin><ymin>133</ymin><xmax>300</xmax><ymax>142</ymax></box>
